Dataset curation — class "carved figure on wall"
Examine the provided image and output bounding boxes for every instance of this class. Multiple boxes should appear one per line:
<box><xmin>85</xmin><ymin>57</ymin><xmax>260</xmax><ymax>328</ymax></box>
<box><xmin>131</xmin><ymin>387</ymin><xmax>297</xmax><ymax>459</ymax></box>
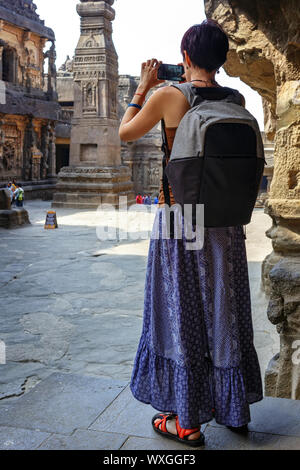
<box><xmin>49</xmin><ymin>43</ymin><xmax>56</xmax><ymax>77</ymax></box>
<box><xmin>22</xmin><ymin>119</ymin><xmax>34</xmax><ymax>181</ymax></box>
<box><xmin>86</xmin><ymin>84</ymin><xmax>93</xmax><ymax>106</ymax></box>
<box><xmin>3</xmin><ymin>141</ymin><xmax>15</xmax><ymax>171</ymax></box>
<box><xmin>44</xmin><ymin>41</ymin><xmax>57</xmax><ymax>95</ymax></box>
<box><xmin>40</xmin><ymin>123</ymin><xmax>50</xmax><ymax>179</ymax></box>
<box><xmin>31</xmin><ymin>154</ymin><xmax>41</xmax><ymax>181</ymax></box>
<box><xmin>137</xmin><ymin>162</ymin><xmax>144</xmax><ymax>186</ymax></box>
<box><xmin>48</xmin><ymin>122</ymin><xmax>56</xmax><ymax>176</ymax></box>
<box><xmin>27</xmin><ymin>49</ymin><xmax>35</xmax><ymax>67</ymax></box>
<box><xmin>110</xmin><ymin>82</ymin><xmax>117</xmax><ymax>116</ymax></box>
<box><xmin>149</xmin><ymin>166</ymin><xmax>160</xmax><ymax>187</ymax></box>
<box><xmin>84</xmin><ymin>35</ymin><xmax>98</xmax><ymax>48</ymax></box>
<box><xmin>83</xmin><ymin>82</ymin><xmax>97</xmax><ymax>111</ymax></box>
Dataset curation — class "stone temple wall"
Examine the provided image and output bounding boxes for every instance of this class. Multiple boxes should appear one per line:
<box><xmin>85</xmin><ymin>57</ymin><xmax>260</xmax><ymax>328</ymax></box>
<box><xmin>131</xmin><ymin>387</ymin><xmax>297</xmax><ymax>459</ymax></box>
<box><xmin>0</xmin><ymin>0</ymin><xmax>60</xmax><ymax>199</ymax></box>
<box><xmin>204</xmin><ymin>0</ymin><xmax>300</xmax><ymax>398</ymax></box>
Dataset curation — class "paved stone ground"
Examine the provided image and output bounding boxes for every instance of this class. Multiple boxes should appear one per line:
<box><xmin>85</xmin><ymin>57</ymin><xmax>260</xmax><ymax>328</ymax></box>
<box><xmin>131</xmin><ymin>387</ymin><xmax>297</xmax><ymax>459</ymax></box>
<box><xmin>0</xmin><ymin>200</ymin><xmax>285</xmax><ymax>450</ymax></box>
<box><xmin>0</xmin><ymin>372</ymin><xmax>300</xmax><ymax>450</ymax></box>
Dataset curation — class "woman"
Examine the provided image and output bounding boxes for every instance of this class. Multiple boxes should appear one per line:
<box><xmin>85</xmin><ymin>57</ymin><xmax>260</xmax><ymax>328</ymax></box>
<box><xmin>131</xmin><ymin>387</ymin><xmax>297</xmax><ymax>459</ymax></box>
<box><xmin>119</xmin><ymin>19</ymin><xmax>263</xmax><ymax>447</ymax></box>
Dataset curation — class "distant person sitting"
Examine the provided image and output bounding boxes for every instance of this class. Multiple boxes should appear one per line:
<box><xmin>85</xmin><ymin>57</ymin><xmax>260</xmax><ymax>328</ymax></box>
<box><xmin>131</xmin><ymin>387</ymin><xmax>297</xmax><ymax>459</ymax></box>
<box><xmin>6</xmin><ymin>182</ymin><xmax>14</xmax><ymax>204</ymax></box>
<box><xmin>142</xmin><ymin>195</ymin><xmax>146</xmax><ymax>204</ymax></box>
<box><xmin>13</xmin><ymin>183</ymin><xmax>24</xmax><ymax>207</ymax></box>
<box><xmin>154</xmin><ymin>195</ymin><xmax>159</xmax><ymax>205</ymax></box>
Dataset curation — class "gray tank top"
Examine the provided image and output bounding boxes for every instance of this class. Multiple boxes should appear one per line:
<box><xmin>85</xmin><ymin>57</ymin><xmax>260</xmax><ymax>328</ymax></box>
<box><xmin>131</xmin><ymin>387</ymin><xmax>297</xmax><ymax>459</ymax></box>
<box><xmin>170</xmin><ymin>81</ymin><xmax>244</xmax><ymax>108</ymax></box>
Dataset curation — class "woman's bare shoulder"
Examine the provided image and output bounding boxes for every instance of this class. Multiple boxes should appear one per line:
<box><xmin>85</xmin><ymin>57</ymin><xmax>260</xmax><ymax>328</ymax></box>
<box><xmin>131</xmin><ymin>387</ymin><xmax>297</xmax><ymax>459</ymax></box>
<box><xmin>152</xmin><ymin>84</ymin><xmax>186</xmax><ymax>97</ymax></box>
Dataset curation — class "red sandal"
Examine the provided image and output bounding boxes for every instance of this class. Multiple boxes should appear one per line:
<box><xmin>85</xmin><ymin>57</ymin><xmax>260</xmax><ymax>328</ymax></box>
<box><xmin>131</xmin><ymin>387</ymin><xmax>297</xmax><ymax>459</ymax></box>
<box><xmin>152</xmin><ymin>413</ymin><xmax>205</xmax><ymax>447</ymax></box>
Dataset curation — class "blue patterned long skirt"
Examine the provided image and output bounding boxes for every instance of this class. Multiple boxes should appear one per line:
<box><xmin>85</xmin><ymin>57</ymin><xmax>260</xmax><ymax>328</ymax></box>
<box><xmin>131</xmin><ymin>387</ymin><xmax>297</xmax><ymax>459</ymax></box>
<box><xmin>130</xmin><ymin>206</ymin><xmax>263</xmax><ymax>428</ymax></box>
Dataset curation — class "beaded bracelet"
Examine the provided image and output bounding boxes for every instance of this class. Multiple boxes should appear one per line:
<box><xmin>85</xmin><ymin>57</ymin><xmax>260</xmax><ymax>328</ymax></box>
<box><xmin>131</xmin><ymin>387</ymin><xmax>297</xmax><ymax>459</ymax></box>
<box><xmin>128</xmin><ymin>103</ymin><xmax>142</xmax><ymax>110</ymax></box>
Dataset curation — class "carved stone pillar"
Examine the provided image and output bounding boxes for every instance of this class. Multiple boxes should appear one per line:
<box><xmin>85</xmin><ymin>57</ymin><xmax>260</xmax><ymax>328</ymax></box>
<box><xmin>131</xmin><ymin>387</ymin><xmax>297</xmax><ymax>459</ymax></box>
<box><xmin>22</xmin><ymin>118</ymin><xmax>34</xmax><ymax>181</ymax></box>
<box><xmin>263</xmin><ymin>79</ymin><xmax>300</xmax><ymax>397</ymax></box>
<box><xmin>52</xmin><ymin>0</ymin><xmax>134</xmax><ymax>209</ymax></box>
<box><xmin>48</xmin><ymin>122</ymin><xmax>56</xmax><ymax>178</ymax></box>
<box><xmin>204</xmin><ymin>0</ymin><xmax>300</xmax><ymax>398</ymax></box>
<box><xmin>15</xmin><ymin>118</ymin><xmax>27</xmax><ymax>173</ymax></box>
<box><xmin>31</xmin><ymin>148</ymin><xmax>42</xmax><ymax>181</ymax></box>
<box><xmin>0</xmin><ymin>118</ymin><xmax>4</xmax><ymax>170</ymax></box>
<box><xmin>0</xmin><ymin>42</ymin><xmax>4</xmax><ymax>80</ymax></box>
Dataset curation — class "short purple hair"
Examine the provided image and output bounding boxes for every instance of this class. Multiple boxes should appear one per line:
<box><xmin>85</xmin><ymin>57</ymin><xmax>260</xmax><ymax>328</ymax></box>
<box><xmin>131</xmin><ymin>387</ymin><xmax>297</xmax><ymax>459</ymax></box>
<box><xmin>180</xmin><ymin>19</ymin><xmax>229</xmax><ymax>72</ymax></box>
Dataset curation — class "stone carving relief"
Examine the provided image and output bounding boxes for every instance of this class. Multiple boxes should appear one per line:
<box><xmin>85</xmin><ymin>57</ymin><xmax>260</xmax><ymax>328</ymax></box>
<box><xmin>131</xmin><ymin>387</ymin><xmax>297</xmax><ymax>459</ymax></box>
<box><xmin>1</xmin><ymin>123</ymin><xmax>21</xmax><ymax>172</ymax></box>
<box><xmin>0</xmin><ymin>122</ymin><xmax>5</xmax><ymax>170</ymax></box>
<box><xmin>44</xmin><ymin>42</ymin><xmax>57</xmax><ymax>96</ymax></box>
<box><xmin>73</xmin><ymin>70</ymin><xmax>106</xmax><ymax>81</ymax></box>
<box><xmin>22</xmin><ymin>119</ymin><xmax>35</xmax><ymax>181</ymax></box>
<box><xmin>288</xmin><ymin>171</ymin><xmax>300</xmax><ymax>193</ymax></box>
<box><xmin>109</xmin><ymin>81</ymin><xmax>117</xmax><ymax>117</ymax></box>
<box><xmin>26</xmin><ymin>48</ymin><xmax>36</xmax><ymax>67</ymax></box>
<box><xmin>3</xmin><ymin>142</ymin><xmax>15</xmax><ymax>171</ymax></box>
<box><xmin>75</xmin><ymin>55</ymin><xmax>105</xmax><ymax>64</ymax></box>
<box><xmin>149</xmin><ymin>165</ymin><xmax>160</xmax><ymax>188</ymax></box>
<box><xmin>40</xmin><ymin>123</ymin><xmax>51</xmax><ymax>180</ymax></box>
<box><xmin>84</xmin><ymin>35</ymin><xmax>99</xmax><ymax>48</ymax></box>
<box><xmin>82</xmin><ymin>81</ymin><xmax>97</xmax><ymax>113</ymax></box>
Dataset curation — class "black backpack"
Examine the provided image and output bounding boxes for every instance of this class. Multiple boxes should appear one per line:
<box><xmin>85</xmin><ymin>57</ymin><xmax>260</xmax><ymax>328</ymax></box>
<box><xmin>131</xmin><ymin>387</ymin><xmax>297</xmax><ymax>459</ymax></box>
<box><xmin>161</xmin><ymin>83</ymin><xmax>266</xmax><ymax>233</ymax></box>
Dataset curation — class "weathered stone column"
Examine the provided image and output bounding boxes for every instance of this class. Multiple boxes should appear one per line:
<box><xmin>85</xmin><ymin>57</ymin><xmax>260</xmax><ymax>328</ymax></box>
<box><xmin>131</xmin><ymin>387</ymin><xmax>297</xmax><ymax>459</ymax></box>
<box><xmin>0</xmin><ymin>40</ymin><xmax>4</xmax><ymax>80</ymax></box>
<box><xmin>204</xmin><ymin>0</ymin><xmax>300</xmax><ymax>398</ymax></box>
<box><xmin>52</xmin><ymin>0</ymin><xmax>134</xmax><ymax>208</ymax></box>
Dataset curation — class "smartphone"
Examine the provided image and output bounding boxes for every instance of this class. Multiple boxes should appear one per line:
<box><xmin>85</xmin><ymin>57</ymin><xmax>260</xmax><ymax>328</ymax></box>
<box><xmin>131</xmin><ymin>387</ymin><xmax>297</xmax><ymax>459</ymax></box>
<box><xmin>157</xmin><ymin>63</ymin><xmax>184</xmax><ymax>82</ymax></box>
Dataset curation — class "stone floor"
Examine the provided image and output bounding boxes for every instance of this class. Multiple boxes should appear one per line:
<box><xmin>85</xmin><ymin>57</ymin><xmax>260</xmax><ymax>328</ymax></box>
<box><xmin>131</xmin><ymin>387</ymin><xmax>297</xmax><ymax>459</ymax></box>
<box><xmin>0</xmin><ymin>200</ymin><xmax>284</xmax><ymax>450</ymax></box>
<box><xmin>1</xmin><ymin>372</ymin><xmax>300</xmax><ymax>450</ymax></box>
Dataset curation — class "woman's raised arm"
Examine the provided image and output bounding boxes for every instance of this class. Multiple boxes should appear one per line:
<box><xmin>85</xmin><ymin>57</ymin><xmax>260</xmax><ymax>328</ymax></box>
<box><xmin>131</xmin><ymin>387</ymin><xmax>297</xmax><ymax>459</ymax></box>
<box><xmin>119</xmin><ymin>58</ymin><xmax>166</xmax><ymax>142</ymax></box>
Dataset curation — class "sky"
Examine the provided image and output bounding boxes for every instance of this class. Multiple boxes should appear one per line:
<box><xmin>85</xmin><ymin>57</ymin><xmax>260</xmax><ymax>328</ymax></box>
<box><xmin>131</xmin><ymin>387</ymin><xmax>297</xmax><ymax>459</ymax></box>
<box><xmin>35</xmin><ymin>0</ymin><xmax>264</xmax><ymax>129</ymax></box>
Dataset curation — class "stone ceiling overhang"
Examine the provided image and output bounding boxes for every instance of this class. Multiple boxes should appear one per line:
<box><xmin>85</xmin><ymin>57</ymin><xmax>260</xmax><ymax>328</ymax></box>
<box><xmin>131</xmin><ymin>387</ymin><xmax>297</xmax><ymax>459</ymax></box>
<box><xmin>0</xmin><ymin>5</ymin><xmax>55</xmax><ymax>41</ymax></box>
<box><xmin>0</xmin><ymin>83</ymin><xmax>60</xmax><ymax>121</ymax></box>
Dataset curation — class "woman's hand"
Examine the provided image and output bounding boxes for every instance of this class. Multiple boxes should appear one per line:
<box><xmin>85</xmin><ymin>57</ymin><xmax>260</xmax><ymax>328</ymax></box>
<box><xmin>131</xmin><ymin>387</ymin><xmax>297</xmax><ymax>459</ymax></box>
<box><xmin>137</xmin><ymin>58</ymin><xmax>165</xmax><ymax>95</ymax></box>
<box><xmin>178</xmin><ymin>62</ymin><xmax>186</xmax><ymax>83</ymax></box>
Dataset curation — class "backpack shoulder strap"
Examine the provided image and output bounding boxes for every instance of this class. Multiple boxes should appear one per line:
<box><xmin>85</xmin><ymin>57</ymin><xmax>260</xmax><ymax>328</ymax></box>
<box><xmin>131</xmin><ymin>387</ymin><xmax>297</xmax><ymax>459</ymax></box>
<box><xmin>160</xmin><ymin>118</ymin><xmax>174</xmax><ymax>237</ymax></box>
<box><xmin>170</xmin><ymin>82</ymin><xmax>244</xmax><ymax>107</ymax></box>
<box><xmin>226</xmin><ymin>87</ymin><xmax>244</xmax><ymax>106</ymax></box>
<box><xmin>161</xmin><ymin>118</ymin><xmax>171</xmax><ymax>206</ymax></box>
